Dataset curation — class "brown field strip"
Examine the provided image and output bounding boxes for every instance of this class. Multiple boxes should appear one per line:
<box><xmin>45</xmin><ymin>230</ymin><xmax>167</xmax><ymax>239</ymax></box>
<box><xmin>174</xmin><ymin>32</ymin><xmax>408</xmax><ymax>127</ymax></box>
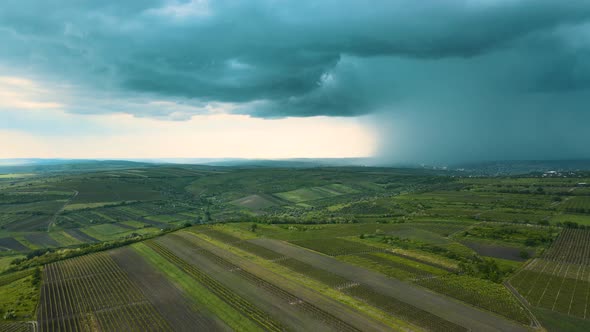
<box><xmin>108</xmin><ymin>247</ymin><xmax>229</xmax><ymax>331</ymax></box>
<box><xmin>37</xmin><ymin>252</ymin><xmax>172</xmax><ymax>332</ymax></box>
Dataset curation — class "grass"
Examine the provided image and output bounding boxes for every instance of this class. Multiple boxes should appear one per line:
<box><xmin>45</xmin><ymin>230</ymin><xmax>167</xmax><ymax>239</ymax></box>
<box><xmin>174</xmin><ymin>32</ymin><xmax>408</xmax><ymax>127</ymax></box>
<box><xmin>48</xmin><ymin>231</ymin><xmax>83</xmax><ymax>247</ymax></box>
<box><xmin>132</xmin><ymin>242</ymin><xmax>264</xmax><ymax>332</ymax></box>
<box><xmin>387</xmin><ymin>227</ymin><xmax>452</xmax><ymax>246</ymax></box>
<box><xmin>80</xmin><ymin>223</ymin><xmax>129</xmax><ymax>240</ymax></box>
<box><xmin>119</xmin><ymin>220</ymin><xmax>146</xmax><ymax>228</ymax></box>
<box><xmin>550</xmin><ymin>213</ymin><xmax>590</xmax><ymax>226</ymax></box>
<box><xmin>12</xmin><ymin>237</ymin><xmax>36</xmax><ymax>251</ymax></box>
<box><xmin>533</xmin><ymin>307</ymin><xmax>590</xmax><ymax>332</ymax></box>
<box><xmin>562</xmin><ymin>196</ymin><xmax>590</xmax><ymax>213</ymax></box>
<box><xmin>224</xmin><ymin>222</ymin><xmax>418</xmax><ymax>242</ymax></box>
<box><xmin>63</xmin><ymin>201</ymin><xmax>127</xmax><ymax>211</ymax></box>
<box><xmin>490</xmin><ymin>257</ymin><xmax>524</xmax><ymax>271</ymax></box>
<box><xmin>145</xmin><ymin>214</ymin><xmax>181</xmax><ymax>223</ymax></box>
<box><xmin>344</xmin><ymin>236</ymin><xmax>460</xmax><ymax>271</ymax></box>
<box><xmin>0</xmin><ymin>255</ymin><xmax>21</xmax><ymax>273</ymax></box>
<box><xmin>275</xmin><ymin>184</ymin><xmax>356</xmax><ymax>203</ymax></box>
<box><xmin>291</xmin><ymin>238</ymin><xmax>383</xmax><ymax>256</ymax></box>
<box><xmin>0</xmin><ymin>174</ymin><xmax>36</xmax><ymax>179</ymax></box>
<box><xmin>338</xmin><ymin>252</ymin><xmax>448</xmax><ymax>281</ymax></box>
<box><xmin>231</xmin><ymin>194</ymin><xmax>277</xmax><ymax>210</ymax></box>
<box><xmin>0</xmin><ymin>274</ymin><xmax>39</xmax><ymax>322</ymax></box>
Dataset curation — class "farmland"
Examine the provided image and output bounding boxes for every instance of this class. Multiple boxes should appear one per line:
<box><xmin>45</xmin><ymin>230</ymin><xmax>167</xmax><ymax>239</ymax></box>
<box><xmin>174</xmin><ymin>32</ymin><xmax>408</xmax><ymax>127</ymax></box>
<box><xmin>510</xmin><ymin>228</ymin><xmax>590</xmax><ymax>326</ymax></box>
<box><xmin>1</xmin><ymin>163</ymin><xmax>589</xmax><ymax>330</ymax></box>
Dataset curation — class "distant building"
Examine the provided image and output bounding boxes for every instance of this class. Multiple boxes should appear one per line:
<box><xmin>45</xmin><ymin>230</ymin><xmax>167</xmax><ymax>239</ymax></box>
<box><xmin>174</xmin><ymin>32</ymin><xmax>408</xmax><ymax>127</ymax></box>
<box><xmin>578</xmin><ymin>182</ymin><xmax>588</xmax><ymax>187</ymax></box>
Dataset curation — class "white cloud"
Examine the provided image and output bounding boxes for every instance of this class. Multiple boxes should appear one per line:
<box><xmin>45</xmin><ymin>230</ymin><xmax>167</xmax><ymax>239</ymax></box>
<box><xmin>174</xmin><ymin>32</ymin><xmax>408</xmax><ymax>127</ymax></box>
<box><xmin>0</xmin><ymin>76</ymin><xmax>63</xmax><ymax>110</ymax></box>
<box><xmin>146</xmin><ymin>0</ymin><xmax>211</xmax><ymax>19</ymax></box>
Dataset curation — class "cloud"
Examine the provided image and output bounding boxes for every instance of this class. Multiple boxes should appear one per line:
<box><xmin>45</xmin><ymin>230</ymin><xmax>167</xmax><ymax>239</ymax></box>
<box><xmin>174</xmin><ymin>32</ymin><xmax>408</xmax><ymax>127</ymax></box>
<box><xmin>0</xmin><ymin>76</ymin><xmax>63</xmax><ymax>110</ymax></box>
<box><xmin>1</xmin><ymin>1</ymin><xmax>590</xmax><ymax>161</ymax></box>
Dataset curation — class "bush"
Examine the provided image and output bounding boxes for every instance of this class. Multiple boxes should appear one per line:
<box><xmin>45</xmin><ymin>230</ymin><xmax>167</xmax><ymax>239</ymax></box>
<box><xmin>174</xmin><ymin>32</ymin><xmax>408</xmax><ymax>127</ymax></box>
<box><xmin>31</xmin><ymin>268</ymin><xmax>41</xmax><ymax>287</ymax></box>
<box><xmin>3</xmin><ymin>310</ymin><xmax>16</xmax><ymax>320</ymax></box>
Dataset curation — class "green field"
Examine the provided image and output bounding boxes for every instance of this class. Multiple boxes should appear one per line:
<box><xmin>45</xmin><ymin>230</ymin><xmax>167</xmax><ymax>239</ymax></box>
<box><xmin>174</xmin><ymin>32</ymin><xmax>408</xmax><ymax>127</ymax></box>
<box><xmin>510</xmin><ymin>229</ymin><xmax>590</xmax><ymax>320</ymax></box>
<box><xmin>275</xmin><ymin>184</ymin><xmax>357</xmax><ymax>203</ymax></box>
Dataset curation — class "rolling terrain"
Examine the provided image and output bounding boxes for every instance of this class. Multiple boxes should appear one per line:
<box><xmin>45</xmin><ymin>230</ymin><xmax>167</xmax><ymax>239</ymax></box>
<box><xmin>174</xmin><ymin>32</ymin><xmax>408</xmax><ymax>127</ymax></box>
<box><xmin>1</xmin><ymin>163</ymin><xmax>590</xmax><ymax>331</ymax></box>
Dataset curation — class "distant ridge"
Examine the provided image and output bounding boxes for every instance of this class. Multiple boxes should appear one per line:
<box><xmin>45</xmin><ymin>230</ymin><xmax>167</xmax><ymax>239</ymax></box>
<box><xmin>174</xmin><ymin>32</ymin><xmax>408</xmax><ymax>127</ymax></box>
<box><xmin>0</xmin><ymin>159</ymin><xmax>153</xmax><ymax>174</ymax></box>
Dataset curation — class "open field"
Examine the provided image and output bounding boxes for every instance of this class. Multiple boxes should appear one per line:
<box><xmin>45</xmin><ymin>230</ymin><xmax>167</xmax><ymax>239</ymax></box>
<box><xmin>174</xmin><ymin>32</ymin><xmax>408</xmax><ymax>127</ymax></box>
<box><xmin>230</xmin><ymin>194</ymin><xmax>279</xmax><ymax>210</ymax></box>
<box><xmin>275</xmin><ymin>184</ymin><xmax>357</xmax><ymax>203</ymax></box>
<box><xmin>0</xmin><ymin>238</ymin><xmax>28</xmax><ymax>252</ymax></box>
<box><xmin>0</xmin><ymin>269</ymin><xmax>40</xmax><ymax>322</ymax></box>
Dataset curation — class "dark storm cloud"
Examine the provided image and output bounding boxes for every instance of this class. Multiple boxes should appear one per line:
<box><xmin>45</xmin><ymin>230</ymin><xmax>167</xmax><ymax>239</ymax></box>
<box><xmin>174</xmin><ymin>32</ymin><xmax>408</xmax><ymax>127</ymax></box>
<box><xmin>1</xmin><ymin>0</ymin><xmax>590</xmax><ymax>161</ymax></box>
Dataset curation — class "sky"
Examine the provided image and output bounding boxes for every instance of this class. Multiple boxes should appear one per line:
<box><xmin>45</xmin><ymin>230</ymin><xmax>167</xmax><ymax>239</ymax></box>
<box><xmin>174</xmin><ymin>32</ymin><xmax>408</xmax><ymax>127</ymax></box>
<box><xmin>1</xmin><ymin>1</ymin><xmax>590</xmax><ymax>163</ymax></box>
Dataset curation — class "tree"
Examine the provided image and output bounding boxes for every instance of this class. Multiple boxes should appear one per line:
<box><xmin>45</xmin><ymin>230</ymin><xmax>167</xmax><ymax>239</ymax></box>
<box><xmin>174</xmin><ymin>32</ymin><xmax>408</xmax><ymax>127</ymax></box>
<box><xmin>31</xmin><ymin>267</ymin><xmax>41</xmax><ymax>287</ymax></box>
<box><xmin>249</xmin><ymin>223</ymin><xmax>258</xmax><ymax>232</ymax></box>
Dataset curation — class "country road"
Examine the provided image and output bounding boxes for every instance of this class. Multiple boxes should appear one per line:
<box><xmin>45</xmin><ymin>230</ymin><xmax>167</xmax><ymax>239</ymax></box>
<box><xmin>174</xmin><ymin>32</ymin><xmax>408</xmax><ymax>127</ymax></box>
<box><xmin>47</xmin><ymin>190</ymin><xmax>78</xmax><ymax>232</ymax></box>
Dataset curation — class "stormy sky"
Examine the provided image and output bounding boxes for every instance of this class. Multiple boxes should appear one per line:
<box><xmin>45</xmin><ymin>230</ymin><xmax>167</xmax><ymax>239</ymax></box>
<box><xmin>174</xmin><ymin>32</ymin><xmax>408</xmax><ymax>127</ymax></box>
<box><xmin>1</xmin><ymin>1</ymin><xmax>589</xmax><ymax>162</ymax></box>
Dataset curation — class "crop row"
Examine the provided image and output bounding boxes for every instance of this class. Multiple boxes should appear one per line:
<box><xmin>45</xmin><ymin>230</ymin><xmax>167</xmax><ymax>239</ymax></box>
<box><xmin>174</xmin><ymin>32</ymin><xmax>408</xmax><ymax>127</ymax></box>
<box><xmin>417</xmin><ymin>275</ymin><xmax>530</xmax><ymax>324</ymax></box>
<box><xmin>290</xmin><ymin>238</ymin><xmax>384</xmax><ymax>256</ymax></box>
<box><xmin>144</xmin><ymin>240</ymin><xmax>285</xmax><ymax>332</ymax></box>
<box><xmin>167</xmin><ymin>234</ymin><xmax>361</xmax><ymax>332</ymax></box>
<box><xmin>194</xmin><ymin>229</ymin><xmax>285</xmax><ymax>260</ymax></box>
<box><xmin>185</xmin><ymin>233</ymin><xmax>464</xmax><ymax>331</ymax></box>
<box><xmin>543</xmin><ymin>229</ymin><xmax>590</xmax><ymax>265</ymax></box>
<box><xmin>196</xmin><ymin>229</ymin><xmax>243</xmax><ymax>244</ymax></box>
<box><xmin>563</xmin><ymin>197</ymin><xmax>590</xmax><ymax>213</ymax></box>
<box><xmin>0</xmin><ymin>322</ymin><xmax>32</xmax><ymax>332</ymax></box>
<box><xmin>510</xmin><ymin>260</ymin><xmax>590</xmax><ymax>318</ymax></box>
<box><xmin>354</xmin><ymin>253</ymin><xmax>437</xmax><ymax>280</ymax></box>
<box><xmin>345</xmin><ymin>284</ymin><xmax>467</xmax><ymax>332</ymax></box>
<box><xmin>277</xmin><ymin>257</ymin><xmax>349</xmax><ymax>287</ymax></box>
<box><xmin>190</xmin><ymin>230</ymin><xmax>355</xmax><ymax>287</ymax></box>
<box><xmin>410</xmin><ymin>222</ymin><xmax>469</xmax><ymax>237</ymax></box>
<box><xmin>38</xmin><ymin>253</ymin><xmax>171</xmax><ymax>332</ymax></box>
